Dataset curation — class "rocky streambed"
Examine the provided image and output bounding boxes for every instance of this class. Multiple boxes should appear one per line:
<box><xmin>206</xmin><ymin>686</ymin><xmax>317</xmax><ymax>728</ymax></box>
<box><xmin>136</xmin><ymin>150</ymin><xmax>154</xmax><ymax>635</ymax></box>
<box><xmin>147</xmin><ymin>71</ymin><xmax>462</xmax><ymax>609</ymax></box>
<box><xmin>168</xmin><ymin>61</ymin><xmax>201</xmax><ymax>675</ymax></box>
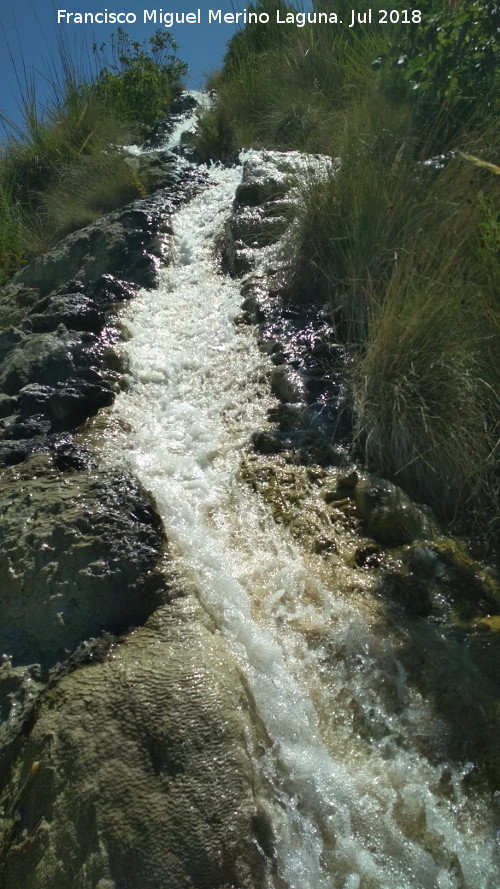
<box><xmin>0</xmin><ymin>103</ymin><xmax>499</xmax><ymax>889</ymax></box>
<box><xmin>0</xmin><ymin>136</ymin><xmax>269</xmax><ymax>888</ymax></box>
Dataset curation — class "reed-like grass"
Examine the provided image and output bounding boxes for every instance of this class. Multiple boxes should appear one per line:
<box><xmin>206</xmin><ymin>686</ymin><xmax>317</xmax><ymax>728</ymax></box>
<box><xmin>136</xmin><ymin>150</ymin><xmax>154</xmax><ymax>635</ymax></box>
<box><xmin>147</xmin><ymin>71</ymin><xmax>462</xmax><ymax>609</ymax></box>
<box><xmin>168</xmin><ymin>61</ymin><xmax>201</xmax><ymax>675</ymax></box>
<box><xmin>197</xmin><ymin>1</ymin><xmax>500</xmax><ymax>541</ymax></box>
<box><xmin>195</xmin><ymin>1</ymin><xmax>387</xmax><ymax>160</ymax></box>
<box><xmin>353</xmin><ymin>259</ymin><xmax>499</xmax><ymax>524</ymax></box>
<box><xmin>0</xmin><ymin>28</ymin><xmax>185</xmax><ymax>281</ymax></box>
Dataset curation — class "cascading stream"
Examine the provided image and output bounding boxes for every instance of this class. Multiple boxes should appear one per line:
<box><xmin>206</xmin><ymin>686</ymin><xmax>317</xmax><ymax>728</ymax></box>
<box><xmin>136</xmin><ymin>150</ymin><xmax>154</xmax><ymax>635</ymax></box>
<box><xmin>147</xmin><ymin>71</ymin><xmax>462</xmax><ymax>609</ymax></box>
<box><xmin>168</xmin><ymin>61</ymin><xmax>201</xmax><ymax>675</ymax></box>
<box><xmin>98</xmin><ymin>138</ymin><xmax>499</xmax><ymax>888</ymax></box>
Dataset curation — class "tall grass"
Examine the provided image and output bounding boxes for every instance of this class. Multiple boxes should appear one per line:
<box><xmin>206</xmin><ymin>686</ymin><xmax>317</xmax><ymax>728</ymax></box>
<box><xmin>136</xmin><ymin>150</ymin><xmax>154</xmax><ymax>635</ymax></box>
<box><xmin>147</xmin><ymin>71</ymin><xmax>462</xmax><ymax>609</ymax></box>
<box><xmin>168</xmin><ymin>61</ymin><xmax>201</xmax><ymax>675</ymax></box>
<box><xmin>353</xmin><ymin>253</ymin><xmax>499</xmax><ymax>523</ymax></box>
<box><xmin>0</xmin><ymin>179</ymin><xmax>25</xmax><ymax>283</ymax></box>
<box><xmin>286</xmin><ymin>94</ymin><xmax>417</xmax><ymax>335</ymax></box>
<box><xmin>195</xmin><ymin>0</ymin><xmax>387</xmax><ymax>160</ymax></box>
<box><xmin>295</xmin><ymin>137</ymin><xmax>500</xmax><ymax>537</ymax></box>
<box><xmin>197</xmin><ymin>0</ymin><xmax>500</xmax><ymax>542</ymax></box>
<box><xmin>0</xmin><ymin>28</ymin><xmax>185</xmax><ymax>281</ymax></box>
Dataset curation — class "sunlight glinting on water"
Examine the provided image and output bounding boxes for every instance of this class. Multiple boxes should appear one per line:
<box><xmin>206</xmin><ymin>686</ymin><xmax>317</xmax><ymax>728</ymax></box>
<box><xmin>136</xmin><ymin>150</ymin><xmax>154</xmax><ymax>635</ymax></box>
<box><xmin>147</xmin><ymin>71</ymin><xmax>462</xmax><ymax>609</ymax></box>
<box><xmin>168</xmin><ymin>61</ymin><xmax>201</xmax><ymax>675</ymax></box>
<box><xmin>100</xmin><ymin>155</ymin><xmax>498</xmax><ymax>888</ymax></box>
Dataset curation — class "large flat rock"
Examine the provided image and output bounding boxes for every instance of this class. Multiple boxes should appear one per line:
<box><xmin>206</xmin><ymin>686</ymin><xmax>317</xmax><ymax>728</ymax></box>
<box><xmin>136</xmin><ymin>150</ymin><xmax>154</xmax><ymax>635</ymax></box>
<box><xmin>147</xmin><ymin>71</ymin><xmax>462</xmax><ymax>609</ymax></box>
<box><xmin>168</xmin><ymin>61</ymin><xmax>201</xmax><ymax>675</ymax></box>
<box><xmin>0</xmin><ymin>597</ymin><xmax>271</xmax><ymax>889</ymax></box>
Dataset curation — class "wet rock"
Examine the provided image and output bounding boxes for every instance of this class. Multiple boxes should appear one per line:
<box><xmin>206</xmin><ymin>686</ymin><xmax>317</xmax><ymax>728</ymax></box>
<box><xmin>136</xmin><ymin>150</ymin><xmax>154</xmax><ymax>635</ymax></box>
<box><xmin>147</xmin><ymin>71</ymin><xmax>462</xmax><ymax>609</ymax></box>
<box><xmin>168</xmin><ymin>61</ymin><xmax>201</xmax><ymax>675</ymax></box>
<box><xmin>407</xmin><ymin>540</ymin><xmax>500</xmax><ymax>621</ymax></box>
<box><xmin>0</xmin><ymin>657</ymin><xmax>48</xmax><ymax>793</ymax></box>
<box><xmin>0</xmin><ymin>453</ymin><xmax>165</xmax><ymax>667</ymax></box>
<box><xmin>223</xmin><ymin>237</ymin><xmax>254</xmax><ymax>276</ymax></box>
<box><xmin>170</xmin><ymin>90</ymin><xmax>199</xmax><ymax>116</ymax></box>
<box><xmin>0</xmin><ymin>327</ymin><xmax>118</xmax><ymax>459</ymax></box>
<box><xmin>23</xmin><ymin>293</ymin><xmax>103</xmax><ymax>334</ymax></box>
<box><xmin>12</xmin><ymin>214</ymin><xmax>157</xmax><ymax>297</ymax></box>
<box><xmin>14</xmin><ymin>379</ymin><xmax>114</xmax><ymax>434</ymax></box>
<box><xmin>0</xmin><ymin>596</ymin><xmax>270</xmax><ymax>889</ymax></box>
<box><xmin>380</xmin><ymin>572</ymin><xmax>434</xmax><ymax>616</ymax></box>
<box><xmin>0</xmin><ymin>395</ymin><xmax>17</xmax><ymax>418</ymax></box>
<box><xmin>226</xmin><ymin>152</ymin><xmax>351</xmax><ymax>457</ymax></box>
<box><xmin>142</xmin><ymin>91</ymin><xmax>198</xmax><ymax>150</ymax></box>
<box><xmin>337</xmin><ymin>469</ymin><xmax>359</xmax><ymax>490</ymax></box>
<box><xmin>12</xmin><ymin>223</ymin><xmax>126</xmax><ymax>296</ymax></box>
<box><xmin>353</xmin><ymin>476</ymin><xmax>437</xmax><ymax>547</ymax></box>
<box><xmin>268</xmin><ymin>403</ymin><xmax>305</xmax><ymax>432</ymax></box>
<box><xmin>0</xmin><ymin>151</ymin><xmax>204</xmax><ymax>341</ymax></box>
<box><xmin>252</xmin><ymin>430</ymin><xmax>282</xmax><ymax>455</ymax></box>
<box><xmin>354</xmin><ymin>544</ymin><xmax>383</xmax><ymax>569</ymax></box>
<box><xmin>0</xmin><ymin>286</ymin><xmax>42</xmax><ymax>331</ymax></box>
<box><xmin>0</xmin><ymin>328</ymin><xmax>25</xmax><ymax>364</ymax></box>
<box><xmin>270</xmin><ymin>366</ymin><xmax>304</xmax><ymax>403</ymax></box>
<box><xmin>242</xmin><ymin>453</ymin><xmax>357</xmax><ymax>556</ymax></box>
<box><xmin>0</xmin><ymin>192</ymin><xmax>178</xmax><ymax>336</ymax></box>
<box><xmin>393</xmin><ymin>616</ymin><xmax>500</xmax><ymax>783</ymax></box>
<box><xmin>235</xmin><ymin>149</ymin><xmax>332</xmax><ymax>207</ymax></box>
<box><xmin>240</xmin><ymin>294</ymin><xmax>267</xmax><ymax>324</ymax></box>
<box><xmin>85</xmin><ymin>274</ymin><xmax>139</xmax><ymax>310</ymax></box>
<box><xmin>123</xmin><ymin>148</ymin><xmax>177</xmax><ymax>191</ymax></box>
<box><xmin>226</xmin><ymin>150</ymin><xmax>329</xmax><ymax>278</ymax></box>
<box><xmin>0</xmin><ymin>436</ymin><xmax>65</xmax><ymax>467</ymax></box>
<box><xmin>270</xmin><ymin>350</ymin><xmax>287</xmax><ymax>366</ymax></box>
<box><xmin>5</xmin><ymin>413</ymin><xmax>52</xmax><ymax>439</ymax></box>
<box><xmin>0</xmin><ymin>438</ymin><xmax>41</xmax><ymax>466</ymax></box>
<box><xmin>258</xmin><ymin>336</ymin><xmax>281</xmax><ymax>356</ymax></box>
<box><xmin>313</xmin><ymin>534</ymin><xmax>338</xmax><ymax>555</ymax></box>
<box><xmin>0</xmin><ymin>180</ymin><xmax>190</xmax><ymax>467</ymax></box>
<box><xmin>51</xmin><ymin>441</ymin><xmax>94</xmax><ymax>472</ymax></box>
<box><xmin>0</xmin><ymin>659</ymin><xmax>46</xmax><ymax>725</ymax></box>
<box><xmin>223</xmin><ymin>208</ymin><xmax>289</xmax><ymax>276</ymax></box>
<box><xmin>0</xmin><ymin>328</ymin><xmax>83</xmax><ymax>395</ymax></box>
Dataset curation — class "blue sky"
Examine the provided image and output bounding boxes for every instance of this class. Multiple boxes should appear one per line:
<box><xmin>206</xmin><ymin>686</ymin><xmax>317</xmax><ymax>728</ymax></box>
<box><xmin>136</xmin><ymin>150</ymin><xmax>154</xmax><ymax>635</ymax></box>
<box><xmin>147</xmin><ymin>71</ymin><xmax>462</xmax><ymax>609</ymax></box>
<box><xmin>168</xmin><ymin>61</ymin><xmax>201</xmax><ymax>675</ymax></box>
<box><xmin>0</xmin><ymin>1</ymin><xmax>244</xmax><ymax>132</ymax></box>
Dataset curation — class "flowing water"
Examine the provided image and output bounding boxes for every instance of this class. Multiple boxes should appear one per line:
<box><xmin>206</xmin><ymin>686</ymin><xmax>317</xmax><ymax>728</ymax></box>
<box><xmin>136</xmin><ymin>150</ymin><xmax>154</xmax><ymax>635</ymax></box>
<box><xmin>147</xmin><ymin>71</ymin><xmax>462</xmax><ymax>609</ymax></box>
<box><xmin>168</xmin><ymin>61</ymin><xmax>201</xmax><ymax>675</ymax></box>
<box><xmin>96</xmin><ymin>114</ymin><xmax>500</xmax><ymax>889</ymax></box>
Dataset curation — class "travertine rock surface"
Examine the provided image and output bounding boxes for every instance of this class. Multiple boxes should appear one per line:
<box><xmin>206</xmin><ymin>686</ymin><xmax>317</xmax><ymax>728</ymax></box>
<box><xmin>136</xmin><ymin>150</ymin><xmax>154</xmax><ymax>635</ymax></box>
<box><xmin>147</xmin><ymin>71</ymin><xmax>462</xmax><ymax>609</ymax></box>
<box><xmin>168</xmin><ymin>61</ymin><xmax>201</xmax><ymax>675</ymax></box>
<box><xmin>0</xmin><ymin>454</ymin><xmax>165</xmax><ymax>667</ymax></box>
<box><xmin>0</xmin><ymin>597</ymin><xmax>270</xmax><ymax>889</ymax></box>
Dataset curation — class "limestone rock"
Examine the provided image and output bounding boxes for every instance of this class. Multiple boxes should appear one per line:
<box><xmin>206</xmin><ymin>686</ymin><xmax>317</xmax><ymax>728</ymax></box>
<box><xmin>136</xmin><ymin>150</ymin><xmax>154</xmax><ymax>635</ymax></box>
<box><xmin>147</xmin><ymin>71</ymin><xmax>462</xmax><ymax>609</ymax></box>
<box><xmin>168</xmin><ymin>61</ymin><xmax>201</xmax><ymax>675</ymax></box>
<box><xmin>223</xmin><ymin>208</ymin><xmax>289</xmax><ymax>277</ymax></box>
<box><xmin>23</xmin><ymin>293</ymin><xmax>104</xmax><ymax>334</ymax></box>
<box><xmin>0</xmin><ymin>597</ymin><xmax>270</xmax><ymax>889</ymax></box>
<box><xmin>11</xmin><ymin>208</ymin><xmax>162</xmax><ymax>298</ymax></box>
<box><xmin>0</xmin><ymin>454</ymin><xmax>165</xmax><ymax>667</ymax></box>
<box><xmin>0</xmin><ymin>286</ymin><xmax>41</xmax><ymax>332</ymax></box>
<box><xmin>122</xmin><ymin>149</ymin><xmax>177</xmax><ymax>191</ymax></box>
<box><xmin>0</xmin><ymin>327</ymin><xmax>115</xmax><ymax>462</ymax></box>
<box><xmin>270</xmin><ymin>366</ymin><xmax>304</xmax><ymax>404</ymax></box>
<box><xmin>223</xmin><ymin>150</ymin><xmax>331</xmax><ymax>277</ymax></box>
<box><xmin>0</xmin><ymin>327</ymin><xmax>81</xmax><ymax>395</ymax></box>
<box><xmin>0</xmin><ymin>196</ymin><xmax>176</xmax><ymax>333</ymax></box>
<box><xmin>235</xmin><ymin>149</ymin><xmax>333</xmax><ymax>207</ymax></box>
<box><xmin>354</xmin><ymin>476</ymin><xmax>438</xmax><ymax>546</ymax></box>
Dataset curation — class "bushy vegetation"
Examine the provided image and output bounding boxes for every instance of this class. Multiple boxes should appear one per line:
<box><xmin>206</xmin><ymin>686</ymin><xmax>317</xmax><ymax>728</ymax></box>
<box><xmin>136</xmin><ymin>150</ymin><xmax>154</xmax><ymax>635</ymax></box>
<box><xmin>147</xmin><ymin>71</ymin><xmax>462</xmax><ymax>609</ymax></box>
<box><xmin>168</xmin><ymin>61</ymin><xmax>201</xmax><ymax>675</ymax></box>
<box><xmin>92</xmin><ymin>29</ymin><xmax>186</xmax><ymax>128</ymax></box>
<box><xmin>197</xmin><ymin>0</ymin><xmax>499</xmax><ymax>542</ymax></box>
<box><xmin>0</xmin><ymin>29</ymin><xmax>186</xmax><ymax>282</ymax></box>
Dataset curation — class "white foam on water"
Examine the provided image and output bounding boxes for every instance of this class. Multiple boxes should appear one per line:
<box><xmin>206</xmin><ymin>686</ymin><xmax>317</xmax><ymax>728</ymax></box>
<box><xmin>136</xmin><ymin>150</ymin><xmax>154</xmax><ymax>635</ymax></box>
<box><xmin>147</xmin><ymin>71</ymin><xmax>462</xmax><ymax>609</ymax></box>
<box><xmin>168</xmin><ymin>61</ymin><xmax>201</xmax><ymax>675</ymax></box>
<box><xmin>100</xmin><ymin>159</ymin><xmax>499</xmax><ymax>888</ymax></box>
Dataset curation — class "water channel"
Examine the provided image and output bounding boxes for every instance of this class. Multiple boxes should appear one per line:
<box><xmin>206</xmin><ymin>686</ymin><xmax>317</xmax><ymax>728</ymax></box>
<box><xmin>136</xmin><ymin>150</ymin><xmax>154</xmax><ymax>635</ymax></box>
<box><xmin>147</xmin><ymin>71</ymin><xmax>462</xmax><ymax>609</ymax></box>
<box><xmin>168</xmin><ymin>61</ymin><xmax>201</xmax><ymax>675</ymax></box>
<box><xmin>97</xmin><ymin>109</ymin><xmax>499</xmax><ymax>889</ymax></box>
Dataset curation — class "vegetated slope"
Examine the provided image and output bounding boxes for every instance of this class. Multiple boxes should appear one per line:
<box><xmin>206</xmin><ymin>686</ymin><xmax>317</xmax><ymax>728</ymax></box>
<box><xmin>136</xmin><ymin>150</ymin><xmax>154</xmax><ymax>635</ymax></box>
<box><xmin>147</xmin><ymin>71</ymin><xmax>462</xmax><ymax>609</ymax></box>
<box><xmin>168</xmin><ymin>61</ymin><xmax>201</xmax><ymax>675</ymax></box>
<box><xmin>0</xmin><ymin>28</ymin><xmax>186</xmax><ymax>284</ymax></box>
<box><xmin>196</xmin><ymin>0</ymin><xmax>500</xmax><ymax>549</ymax></box>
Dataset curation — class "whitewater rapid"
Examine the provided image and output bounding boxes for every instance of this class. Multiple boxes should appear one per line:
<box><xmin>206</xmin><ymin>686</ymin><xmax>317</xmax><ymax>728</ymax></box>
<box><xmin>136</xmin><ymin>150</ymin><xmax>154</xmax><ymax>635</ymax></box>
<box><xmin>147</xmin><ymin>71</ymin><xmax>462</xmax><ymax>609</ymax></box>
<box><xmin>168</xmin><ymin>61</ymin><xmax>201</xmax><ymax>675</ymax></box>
<box><xmin>97</xmin><ymin>156</ymin><xmax>499</xmax><ymax>889</ymax></box>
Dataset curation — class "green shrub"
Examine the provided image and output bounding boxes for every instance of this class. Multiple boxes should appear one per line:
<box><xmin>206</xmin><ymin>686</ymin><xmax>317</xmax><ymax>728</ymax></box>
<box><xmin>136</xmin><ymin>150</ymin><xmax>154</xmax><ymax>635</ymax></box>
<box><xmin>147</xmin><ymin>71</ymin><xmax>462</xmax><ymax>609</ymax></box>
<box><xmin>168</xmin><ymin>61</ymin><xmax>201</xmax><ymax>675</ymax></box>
<box><xmin>93</xmin><ymin>28</ymin><xmax>186</xmax><ymax>128</ymax></box>
<box><xmin>392</xmin><ymin>0</ymin><xmax>500</xmax><ymax>106</ymax></box>
<box><xmin>0</xmin><ymin>28</ymin><xmax>186</xmax><ymax>279</ymax></box>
